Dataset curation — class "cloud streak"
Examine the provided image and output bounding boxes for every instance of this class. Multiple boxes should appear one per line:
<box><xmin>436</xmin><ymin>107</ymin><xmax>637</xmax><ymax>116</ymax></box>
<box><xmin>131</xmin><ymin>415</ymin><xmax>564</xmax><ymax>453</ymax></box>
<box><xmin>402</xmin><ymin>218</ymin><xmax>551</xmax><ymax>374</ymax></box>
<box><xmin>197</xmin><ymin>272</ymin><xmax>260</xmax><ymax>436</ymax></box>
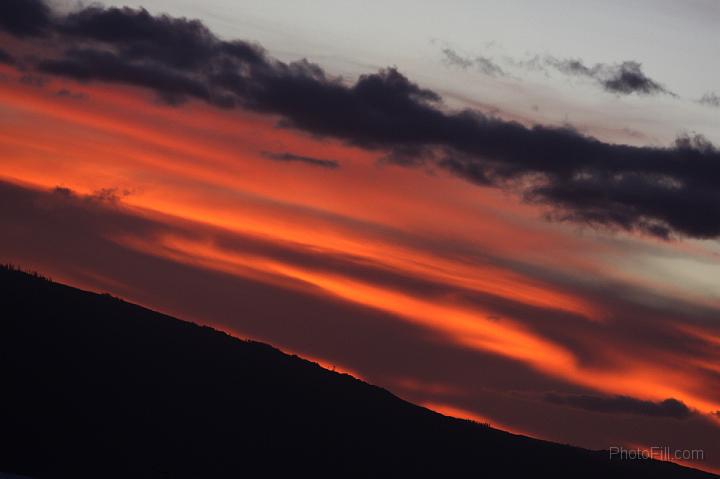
<box><xmin>545</xmin><ymin>393</ymin><xmax>693</xmax><ymax>419</ymax></box>
<box><xmin>262</xmin><ymin>151</ymin><xmax>340</xmax><ymax>169</ymax></box>
<box><xmin>2</xmin><ymin>177</ymin><xmax>719</xmax><ymax>471</ymax></box>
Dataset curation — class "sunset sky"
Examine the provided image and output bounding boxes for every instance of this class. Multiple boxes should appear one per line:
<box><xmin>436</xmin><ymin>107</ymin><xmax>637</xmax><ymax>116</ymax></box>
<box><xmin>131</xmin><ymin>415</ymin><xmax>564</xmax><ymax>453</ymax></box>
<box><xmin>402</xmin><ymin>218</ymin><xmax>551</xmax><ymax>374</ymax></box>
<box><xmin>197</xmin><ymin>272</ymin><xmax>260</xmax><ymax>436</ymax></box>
<box><xmin>1</xmin><ymin>0</ymin><xmax>719</xmax><ymax>473</ymax></box>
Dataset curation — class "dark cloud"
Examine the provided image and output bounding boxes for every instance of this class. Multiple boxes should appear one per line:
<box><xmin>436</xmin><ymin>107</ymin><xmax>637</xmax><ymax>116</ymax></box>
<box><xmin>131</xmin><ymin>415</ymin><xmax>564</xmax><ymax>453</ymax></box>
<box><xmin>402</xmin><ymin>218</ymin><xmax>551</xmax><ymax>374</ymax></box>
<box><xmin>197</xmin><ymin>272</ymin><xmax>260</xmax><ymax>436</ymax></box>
<box><xmin>441</xmin><ymin>48</ymin><xmax>505</xmax><ymax>76</ymax></box>
<box><xmin>545</xmin><ymin>393</ymin><xmax>693</xmax><ymax>419</ymax></box>
<box><xmin>602</xmin><ymin>61</ymin><xmax>670</xmax><ymax>95</ymax></box>
<box><xmin>262</xmin><ymin>151</ymin><xmax>340</xmax><ymax>169</ymax></box>
<box><xmin>3</xmin><ymin>2</ymin><xmax>720</xmax><ymax>239</ymax></box>
<box><xmin>546</xmin><ymin>58</ymin><xmax>673</xmax><ymax>96</ymax></box>
<box><xmin>0</xmin><ymin>0</ymin><xmax>51</xmax><ymax>37</ymax></box>
<box><xmin>699</xmin><ymin>92</ymin><xmax>720</xmax><ymax>108</ymax></box>
<box><xmin>39</xmin><ymin>48</ymin><xmax>223</xmax><ymax>106</ymax></box>
<box><xmin>526</xmin><ymin>145</ymin><xmax>720</xmax><ymax>239</ymax></box>
<box><xmin>59</xmin><ymin>6</ymin><xmax>233</xmax><ymax>70</ymax></box>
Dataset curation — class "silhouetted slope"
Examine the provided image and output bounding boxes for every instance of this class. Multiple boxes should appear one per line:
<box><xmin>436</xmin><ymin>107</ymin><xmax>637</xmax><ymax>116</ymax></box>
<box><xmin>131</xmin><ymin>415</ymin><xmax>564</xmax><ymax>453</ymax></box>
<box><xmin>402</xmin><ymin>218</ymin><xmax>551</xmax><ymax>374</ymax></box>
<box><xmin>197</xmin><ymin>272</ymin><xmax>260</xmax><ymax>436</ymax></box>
<box><xmin>0</xmin><ymin>266</ymin><xmax>716</xmax><ymax>478</ymax></box>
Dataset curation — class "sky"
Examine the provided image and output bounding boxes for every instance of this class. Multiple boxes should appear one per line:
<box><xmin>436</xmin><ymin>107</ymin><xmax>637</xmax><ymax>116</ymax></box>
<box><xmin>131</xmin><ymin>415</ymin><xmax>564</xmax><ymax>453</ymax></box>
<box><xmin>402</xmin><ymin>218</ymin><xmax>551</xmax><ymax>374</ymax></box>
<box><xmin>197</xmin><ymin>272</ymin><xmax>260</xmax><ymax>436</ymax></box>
<box><xmin>1</xmin><ymin>0</ymin><xmax>720</xmax><ymax>473</ymax></box>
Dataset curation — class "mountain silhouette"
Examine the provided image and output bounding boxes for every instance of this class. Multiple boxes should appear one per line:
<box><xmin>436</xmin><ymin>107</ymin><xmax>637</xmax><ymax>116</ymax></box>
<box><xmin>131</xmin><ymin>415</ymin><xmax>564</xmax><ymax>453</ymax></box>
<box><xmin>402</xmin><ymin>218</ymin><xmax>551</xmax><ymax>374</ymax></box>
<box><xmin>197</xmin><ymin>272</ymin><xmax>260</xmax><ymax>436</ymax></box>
<box><xmin>0</xmin><ymin>265</ymin><xmax>716</xmax><ymax>478</ymax></box>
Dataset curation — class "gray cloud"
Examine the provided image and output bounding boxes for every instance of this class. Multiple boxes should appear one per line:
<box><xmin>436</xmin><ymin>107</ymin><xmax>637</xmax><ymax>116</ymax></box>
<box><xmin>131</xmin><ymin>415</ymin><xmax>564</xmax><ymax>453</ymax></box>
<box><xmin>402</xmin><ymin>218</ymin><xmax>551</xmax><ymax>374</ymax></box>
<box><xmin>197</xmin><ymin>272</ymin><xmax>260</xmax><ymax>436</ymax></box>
<box><xmin>441</xmin><ymin>48</ymin><xmax>473</xmax><ymax>69</ymax></box>
<box><xmin>441</xmin><ymin>48</ymin><xmax>505</xmax><ymax>77</ymax></box>
<box><xmin>699</xmin><ymin>92</ymin><xmax>720</xmax><ymax>108</ymax></box>
<box><xmin>545</xmin><ymin>393</ymin><xmax>693</xmax><ymax>419</ymax></box>
<box><xmin>545</xmin><ymin>58</ymin><xmax>673</xmax><ymax>96</ymax></box>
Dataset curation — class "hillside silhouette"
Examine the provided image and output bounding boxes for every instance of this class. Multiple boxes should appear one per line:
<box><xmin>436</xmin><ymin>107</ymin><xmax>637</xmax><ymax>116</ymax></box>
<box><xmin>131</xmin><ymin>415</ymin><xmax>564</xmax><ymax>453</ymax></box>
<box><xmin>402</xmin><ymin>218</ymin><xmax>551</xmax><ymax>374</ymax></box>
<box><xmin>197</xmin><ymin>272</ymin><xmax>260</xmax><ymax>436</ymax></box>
<box><xmin>0</xmin><ymin>265</ymin><xmax>716</xmax><ymax>478</ymax></box>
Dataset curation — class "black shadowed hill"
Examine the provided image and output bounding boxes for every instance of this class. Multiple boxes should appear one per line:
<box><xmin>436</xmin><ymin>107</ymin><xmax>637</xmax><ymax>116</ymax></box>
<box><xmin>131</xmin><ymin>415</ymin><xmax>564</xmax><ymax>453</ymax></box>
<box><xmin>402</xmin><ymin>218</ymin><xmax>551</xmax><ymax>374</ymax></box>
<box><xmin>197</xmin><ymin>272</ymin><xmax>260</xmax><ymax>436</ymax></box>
<box><xmin>0</xmin><ymin>265</ymin><xmax>716</xmax><ymax>478</ymax></box>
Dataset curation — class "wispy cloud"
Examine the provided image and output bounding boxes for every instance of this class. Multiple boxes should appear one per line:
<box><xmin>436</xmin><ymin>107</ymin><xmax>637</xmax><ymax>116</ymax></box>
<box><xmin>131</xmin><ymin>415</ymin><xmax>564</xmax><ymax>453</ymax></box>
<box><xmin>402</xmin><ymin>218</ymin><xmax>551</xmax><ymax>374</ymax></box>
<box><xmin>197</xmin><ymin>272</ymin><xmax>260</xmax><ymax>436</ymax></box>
<box><xmin>545</xmin><ymin>57</ymin><xmax>674</xmax><ymax>96</ymax></box>
<box><xmin>545</xmin><ymin>393</ymin><xmax>693</xmax><ymax>419</ymax></box>
<box><xmin>699</xmin><ymin>92</ymin><xmax>720</xmax><ymax>108</ymax></box>
<box><xmin>439</xmin><ymin>43</ymin><xmax>673</xmax><ymax>97</ymax></box>
<box><xmin>262</xmin><ymin>151</ymin><xmax>340</xmax><ymax>169</ymax></box>
<box><xmin>441</xmin><ymin>48</ymin><xmax>505</xmax><ymax>77</ymax></box>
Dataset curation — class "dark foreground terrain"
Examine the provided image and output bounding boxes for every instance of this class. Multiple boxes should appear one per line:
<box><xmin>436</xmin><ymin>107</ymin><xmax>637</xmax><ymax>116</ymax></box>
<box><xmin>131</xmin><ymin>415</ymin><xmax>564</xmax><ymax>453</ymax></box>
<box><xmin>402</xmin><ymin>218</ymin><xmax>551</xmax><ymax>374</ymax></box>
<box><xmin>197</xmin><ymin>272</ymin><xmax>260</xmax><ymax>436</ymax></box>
<box><xmin>0</xmin><ymin>266</ymin><xmax>716</xmax><ymax>478</ymax></box>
